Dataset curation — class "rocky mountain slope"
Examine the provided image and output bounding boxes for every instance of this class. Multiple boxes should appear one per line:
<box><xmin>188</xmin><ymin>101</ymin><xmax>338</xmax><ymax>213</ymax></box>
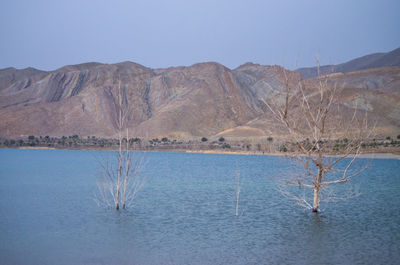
<box><xmin>296</xmin><ymin>47</ymin><xmax>400</xmax><ymax>78</ymax></box>
<box><xmin>1</xmin><ymin>55</ymin><xmax>399</xmax><ymax>139</ymax></box>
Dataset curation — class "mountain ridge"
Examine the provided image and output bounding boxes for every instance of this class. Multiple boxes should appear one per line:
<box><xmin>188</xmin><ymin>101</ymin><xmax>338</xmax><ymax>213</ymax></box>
<box><xmin>296</xmin><ymin>47</ymin><xmax>400</xmax><ymax>78</ymax></box>
<box><xmin>1</xmin><ymin>51</ymin><xmax>399</xmax><ymax>139</ymax></box>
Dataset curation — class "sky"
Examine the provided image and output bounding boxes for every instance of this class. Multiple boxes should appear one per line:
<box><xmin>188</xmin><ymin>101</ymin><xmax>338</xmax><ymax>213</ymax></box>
<box><xmin>0</xmin><ymin>0</ymin><xmax>399</xmax><ymax>71</ymax></box>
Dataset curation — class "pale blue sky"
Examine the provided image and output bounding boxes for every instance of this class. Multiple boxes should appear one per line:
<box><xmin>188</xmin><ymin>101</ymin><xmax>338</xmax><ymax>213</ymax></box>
<box><xmin>0</xmin><ymin>0</ymin><xmax>399</xmax><ymax>70</ymax></box>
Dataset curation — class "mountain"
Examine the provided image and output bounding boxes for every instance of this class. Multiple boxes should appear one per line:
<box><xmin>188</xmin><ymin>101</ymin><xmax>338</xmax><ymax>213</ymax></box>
<box><xmin>296</xmin><ymin>47</ymin><xmax>400</xmax><ymax>78</ymax></box>
<box><xmin>0</xmin><ymin>67</ymin><xmax>48</xmax><ymax>92</ymax></box>
<box><xmin>0</xmin><ymin>58</ymin><xmax>399</xmax><ymax>139</ymax></box>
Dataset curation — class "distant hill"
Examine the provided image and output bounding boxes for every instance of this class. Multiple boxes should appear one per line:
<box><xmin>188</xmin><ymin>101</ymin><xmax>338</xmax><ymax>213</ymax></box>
<box><xmin>0</xmin><ymin>67</ymin><xmax>47</xmax><ymax>91</ymax></box>
<box><xmin>0</xmin><ymin>56</ymin><xmax>399</xmax><ymax>139</ymax></box>
<box><xmin>296</xmin><ymin>47</ymin><xmax>400</xmax><ymax>78</ymax></box>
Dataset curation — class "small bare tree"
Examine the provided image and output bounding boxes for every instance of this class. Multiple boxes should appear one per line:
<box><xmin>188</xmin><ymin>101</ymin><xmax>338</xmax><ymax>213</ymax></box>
<box><xmin>95</xmin><ymin>79</ymin><xmax>146</xmax><ymax>210</ymax></box>
<box><xmin>262</xmin><ymin>63</ymin><xmax>373</xmax><ymax>212</ymax></box>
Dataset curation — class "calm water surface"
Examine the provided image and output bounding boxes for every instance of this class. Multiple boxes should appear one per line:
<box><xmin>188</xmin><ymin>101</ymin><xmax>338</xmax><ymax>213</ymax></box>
<box><xmin>0</xmin><ymin>149</ymin><xmax>399</xmax><ymax>265</ymax></box>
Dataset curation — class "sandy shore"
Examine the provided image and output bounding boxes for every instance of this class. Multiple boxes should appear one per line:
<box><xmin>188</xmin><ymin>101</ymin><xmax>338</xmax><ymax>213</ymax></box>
<box><xmin>17</xmin><ymin>146</ymin><xmax>56</xmax><ymax>150</ymax></box>
<box><xmin>184</xmin><ymin>150</ymin><xmax>270</xmax><ymax>156</ymax></box>
<box><xmin>357</xmin><ymin>153</ymin><xmax>400</xmax><ymax>159</ymax></box>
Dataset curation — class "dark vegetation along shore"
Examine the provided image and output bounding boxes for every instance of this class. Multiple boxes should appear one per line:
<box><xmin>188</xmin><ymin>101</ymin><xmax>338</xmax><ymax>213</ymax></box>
<box><xmin>1</xmin><ymin>134</ymin><xmax>400</xmax><ymax>155</ymax></box>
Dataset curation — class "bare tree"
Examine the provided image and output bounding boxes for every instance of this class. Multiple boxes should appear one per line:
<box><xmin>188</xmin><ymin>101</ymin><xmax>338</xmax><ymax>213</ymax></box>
<box><xmin>95</xmin><ymin>79</ymin><xmax>147</xmax><ymax>210</ymax></box>
<box><xmin>262</xmin><ymin>63</ymin><xmax>373</xmax><ymax>212</ymax></box>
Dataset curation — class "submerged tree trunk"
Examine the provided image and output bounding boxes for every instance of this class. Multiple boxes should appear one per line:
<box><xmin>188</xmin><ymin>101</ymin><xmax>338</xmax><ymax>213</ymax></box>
<box><xmin>312</xmin><ymin>186</ymin><xmax>320</xmax><ymax>212</ymax></box>
<box><xmin>313</xmin><ymin>165</ymin><xmax>323</xmax><ymax>212</ymax></box>
<box><xmin>235</xmin><ymin>170</ymin><xmax>241</xmax><ymax>217</ymax></box>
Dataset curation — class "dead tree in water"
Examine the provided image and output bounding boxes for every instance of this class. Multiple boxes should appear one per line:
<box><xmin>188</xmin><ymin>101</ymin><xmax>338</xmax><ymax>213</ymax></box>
<box><xmin>262</xmin><ymin>63</ymin><xmax>372</xmax><ymax>213</ymax></box>
<box><xmin>235</xmin><ymin>169</ymin><xmax>242</xmax><ymax>217</ymax></box>
<box><xmin>95</xmin><ymin>79</ymin><xmax>146</xmax><ymax>210</ymax></box>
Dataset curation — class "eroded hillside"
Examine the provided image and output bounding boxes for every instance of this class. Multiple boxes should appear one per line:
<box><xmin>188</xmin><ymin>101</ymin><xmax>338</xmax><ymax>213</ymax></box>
<box><xmin>0</xmin><ymin>59</ymin><xmax>399</xmax><ymax>139</ymax></box>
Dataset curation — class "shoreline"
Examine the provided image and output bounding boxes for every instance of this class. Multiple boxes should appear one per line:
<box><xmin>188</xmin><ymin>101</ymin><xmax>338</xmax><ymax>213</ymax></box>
<box><xmin>17</xmin><ymin>146</ymin><xmax>57</xmax><ymax>150</ymax></box>
<box><xmin>186</xmin><ymin>150</ymin><xmax>400</xmax><ymax>159</ymax></box>
<box><xmin>356</xmin><ymin>153</ymin><xmax>400</xmax><ymax>159</ymax></box>
<box><xmin>2</xmin><ymin>146</ymin><xmax>400</xmax><ymax>159</ymax></box>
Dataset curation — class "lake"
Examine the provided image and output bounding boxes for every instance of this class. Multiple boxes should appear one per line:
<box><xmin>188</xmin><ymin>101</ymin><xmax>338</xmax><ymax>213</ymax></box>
<box><xmin>0</xmin><ymin>149</ymin><xmax>399</xmax><ymax>265</ymax></box>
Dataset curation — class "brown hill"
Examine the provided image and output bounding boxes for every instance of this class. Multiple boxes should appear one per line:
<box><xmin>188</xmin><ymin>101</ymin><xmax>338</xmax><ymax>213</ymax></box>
<box><xmin>0</xmin><ymin>60</ymin><xmax>399</xmax><ymax>139</ymax></box>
